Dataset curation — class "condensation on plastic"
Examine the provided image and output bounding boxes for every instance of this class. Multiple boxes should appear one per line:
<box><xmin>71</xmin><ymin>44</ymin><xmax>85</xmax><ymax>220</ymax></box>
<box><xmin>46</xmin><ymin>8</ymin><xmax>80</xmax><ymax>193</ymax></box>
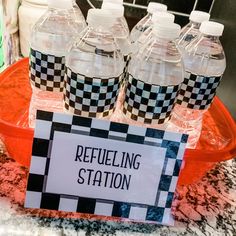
<box><xmin>0</xmin><ymin>58</ymin><xmax>235</xmax><ymax>185</ymax></box>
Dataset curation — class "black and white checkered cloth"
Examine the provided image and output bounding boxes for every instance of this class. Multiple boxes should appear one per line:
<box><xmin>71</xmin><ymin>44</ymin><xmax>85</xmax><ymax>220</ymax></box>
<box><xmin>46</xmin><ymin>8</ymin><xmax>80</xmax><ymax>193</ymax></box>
<box><xmin>25</xmin><ymin>110</ymin><xmax>188</xmax><ymax>225</ymax></box>
<box><xmin>176</xmin><ymin>71</ymin><xmax>222</xmax><ymax>110</ymax></box>
<box><xmin>123</xmin><ymin>74</ymin><xmax>180</xmax><ymax>124</ymax></box>
<box><xmin>30</xmin><ymin>48</ymin><xmax>65</xmax><ymax>92</ymax></box>
<box><xmin>64</xmin><ymin>67</ymin><xmax>122</xmax><ymax>118</ymax></box>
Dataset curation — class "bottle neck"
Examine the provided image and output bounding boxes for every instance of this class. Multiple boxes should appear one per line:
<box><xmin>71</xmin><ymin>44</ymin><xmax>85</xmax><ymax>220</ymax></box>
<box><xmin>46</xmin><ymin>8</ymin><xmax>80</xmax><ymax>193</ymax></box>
<box><xmin>154</xmin><ymin>36</ymin><xmax>175</xmax><ymax>45</ymax></box>
<box><xmin>152</xmin><ymin>30</ymin><xmax>178</xmax><ymax>44</ymax></box>
<box><xmin>88</xmin><ymin>25</ymin><xmax>114</xmax><ymax>36</ymax></box>
<box><xmin>189</xmin><ymin>21</ymin><xmax>201</xmax><ymax>29</ymax></box>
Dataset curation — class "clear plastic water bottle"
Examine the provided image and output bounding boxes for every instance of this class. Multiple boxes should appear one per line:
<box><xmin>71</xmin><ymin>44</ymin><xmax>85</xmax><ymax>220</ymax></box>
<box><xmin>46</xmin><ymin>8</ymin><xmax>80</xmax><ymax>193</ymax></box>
<box><xmin>101</xmin><ymin>1</ymin><xmax>131</xmax><ymax>88</ymax></box>
<box><xmin>101</xmin><ymin>2</ymin><xmax>130</xmax><ymax>55</ymax></box>
<box><xmin>135</xmin><ymin>12</ymin><xmax>175</xmax><ymax>52</ymax></box>
<box><xmin>64</xmin><ymin>9</ymin><xmax>124</xmax><ymax>118</ymax></box>
<box><xmin>29</xmin><ymin>0</ymin><xmax>86</xmax><ymax>128</ymax></box>
<box><xmin>178</xmin><ymin>10</ymin><xmax>210</xmax><ymax>51</ymax></box>
<box><xmin>122</xmin><ymin>22</ymin><xmax>183</xmax><ymax>127</ymax></box>
<box><xmin>130</xmin><ymin>2</ymin><xmax>167</xmax><ymax>43</ymax></box>
<box><xmin>169</xmin><ymin>21</ymin><xmax>226</xmax><ymax>148</ymax></box>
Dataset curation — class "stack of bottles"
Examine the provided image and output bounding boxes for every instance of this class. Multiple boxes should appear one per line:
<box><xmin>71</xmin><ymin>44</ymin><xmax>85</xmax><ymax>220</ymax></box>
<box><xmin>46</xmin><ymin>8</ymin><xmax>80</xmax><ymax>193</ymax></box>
<box><xmin>29</xmin><ymin>0</ymin><xmax>226</xmax><ymax>149</ymax></box>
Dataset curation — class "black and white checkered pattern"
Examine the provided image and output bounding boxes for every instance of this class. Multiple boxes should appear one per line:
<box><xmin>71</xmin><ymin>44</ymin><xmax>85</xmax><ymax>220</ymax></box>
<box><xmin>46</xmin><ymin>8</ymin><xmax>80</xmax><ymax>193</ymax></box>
<box><xmin>25</xmin><ymin>110</ymin><xmax>188</xmax><ymax>225</ymax></box>
<box><xmin>123</xmin><ymin>74</ymin><xmax>180</xmax><ymax>124</ymax></box>
<box><xmin>121</xmin><ymin>55</ymin><xmax>130</xmax><ymax>87</ymax></box>
<box><xmin>30</xmin><ymin>48</ymin><xmax>65</xmax><ymax>92</ymax></box>
<box><xmin>64</xmin><ymin>67</ymin><xmax>122</xmax><ymax>118</ymax></box>
<box><xmin>176</xmin><ymin>71</ymin><xmax>222</xmax><ymax>110</ymax></box>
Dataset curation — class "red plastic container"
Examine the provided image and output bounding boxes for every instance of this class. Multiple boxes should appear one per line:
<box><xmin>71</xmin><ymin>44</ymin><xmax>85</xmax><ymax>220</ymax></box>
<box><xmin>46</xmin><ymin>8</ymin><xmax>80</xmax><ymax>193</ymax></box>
<box><xmin>0</xmin><ymin>58</ymin><xmax>236</xmax><ymax>185</ymax></box>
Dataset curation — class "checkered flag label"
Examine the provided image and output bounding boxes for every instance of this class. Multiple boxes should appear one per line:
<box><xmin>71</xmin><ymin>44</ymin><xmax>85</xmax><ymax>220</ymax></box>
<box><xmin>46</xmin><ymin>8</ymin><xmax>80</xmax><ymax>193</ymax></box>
<box><xmin>30</xmin><ymin>48</ymin><xmax>65</xmax><ymax>92</ymax></box>
<box><xmin>123</xmin><ymin>74</ymin><xmax>180</xmax><ymax>124</ymax></box>
<box><xmin>121</xmin><ymin>55</ymin><xmax>131</xmax><ymax>87</ymax></box>
<box><xmin>176</xmin><ymin>71</ymin><xmax>222</xmax><ymax>110</ymax></box>
<box><xmin>64</xmin><ymin>67</ymin><xmax>122</xmax><ymax>118</ymax></box>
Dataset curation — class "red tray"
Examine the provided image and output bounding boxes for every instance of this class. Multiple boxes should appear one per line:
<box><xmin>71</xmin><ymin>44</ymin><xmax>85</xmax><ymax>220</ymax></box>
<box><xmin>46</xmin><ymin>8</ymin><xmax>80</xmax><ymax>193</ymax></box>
<box><xmin>0</xmin><ymin>58</ymin><xmax>235</xmax><ymax>185</ymax></box>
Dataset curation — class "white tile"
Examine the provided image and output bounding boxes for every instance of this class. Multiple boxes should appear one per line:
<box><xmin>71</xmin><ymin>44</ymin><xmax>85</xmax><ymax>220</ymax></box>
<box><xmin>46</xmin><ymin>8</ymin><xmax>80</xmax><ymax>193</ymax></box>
<box><xmin>127</xmin><ymin>125</ymin><xmax>146</xmax><ymax>136</ymax></box>
<box><xmin>163</xmin><ymin>131</ymin><xmax>182</xmax><ymax>143</ymax></box>
<box><xmin>94</xmin><ymin>202</ymin><xmax>113</xmax><ymax>216</ymax></box>
<box><xmin>69</xmin><ymin>94</ymin><xmax>76</xmax><ymax>101</ymax></box>
<box><xmin>24</xmin><ymin>191</ymin><xmax>42</xmax><ymax>209</ymax></box>
<box><xmin>59</xmin><ymin>198</ymin><xmax>78</xmax><ymax>212</ymax></box>
<box><xmin>157</xmin><ymin>191</ymin><xmax>168</xmax><ymax>208</ymax></box>
<box><xmin>162</xmin><ymin>208</ymin><xmax>175</xmax><ymax>226</ymax></box>
<box><xmin>176</xmin><ymin>143</ymin><xmax>187</xmax><ymax>160</ymax></box>
<box><xmin>164</xmin><ymin>159</ymin><xmax>176</xmax><ymax>176</ymax></box>
<box><xmin>169</xmin><ymin>176</ymin><xmax>178</xmax><ymax>192</ymax></box>
<box><xmin>53</xmin><ymin>112</ymin><xmax>73</xmax><ymax>124</ymax></box>
<box><xmin>91</xmin><ymin>119</ymin><xmax>110</xmax><ymax>130</ymax></box>
<box><xmin>34</xmin><ymin>120</ymin><xmax>52</xmax><ymax>140</ymax></box>
<box><xmin>30</xmin><ymin>156</ymin><xmax>47</xmax><ymax>175</ymax></box>
<box><xmin>129</xmin><ymin>206</ymin><xmax>147</xmax><ymax>221</ymax></box>
<box><xmin>47</xmin><ymin>68</ymin><xmax>54</xmax><ymax>76</ymax></box>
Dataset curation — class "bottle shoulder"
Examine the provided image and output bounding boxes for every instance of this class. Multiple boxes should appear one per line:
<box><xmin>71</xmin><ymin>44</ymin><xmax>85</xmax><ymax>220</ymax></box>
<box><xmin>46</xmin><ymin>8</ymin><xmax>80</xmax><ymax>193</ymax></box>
<box><xmin>129</xmin><ymin>38</ymin><xmax>184</xmax><ymax>86</ymax></box>
<box><xmin>138</xmin><ymin>37</ymin><xmax>182</xmax><ymax>63</ymax></box>
<box><xmin>71</xmin><ymin>28</ymin><xmax>122</xmax><ymax>52</ymax></box>
<box><xmin>183</xmin><ymin>36</ymin><xmax>226</xmax><ymax>76</ymax></box>
<box><xmin>66</xmin><ymin>28</ymin><xmax>125</xmax><ymax>77</ymax></box>
<box><xmin>32</xmin><ymin>9</ymin><xmax>85</xmax><ymax>36</ymax></box>
<box><xmin>130</xmin><ymin>13</ymin><xmax>152</xmax><ymax>41</ymax></box>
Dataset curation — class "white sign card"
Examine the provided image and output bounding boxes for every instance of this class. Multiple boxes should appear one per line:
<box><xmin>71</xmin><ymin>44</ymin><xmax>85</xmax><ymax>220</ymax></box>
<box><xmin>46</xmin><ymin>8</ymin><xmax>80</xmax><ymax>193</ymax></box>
<box><xmin>25</xmin><ymin>111</ymin><xmax>188</xmax><ymax>226</ymax></box>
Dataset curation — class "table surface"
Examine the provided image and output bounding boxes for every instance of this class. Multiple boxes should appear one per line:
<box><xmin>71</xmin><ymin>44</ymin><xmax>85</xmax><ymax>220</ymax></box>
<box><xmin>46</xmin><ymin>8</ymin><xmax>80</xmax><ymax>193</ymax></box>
<box><xmin>0</xmin><ymin>140</ymin><xmax>235</xmax><ymax>236</ymax></box>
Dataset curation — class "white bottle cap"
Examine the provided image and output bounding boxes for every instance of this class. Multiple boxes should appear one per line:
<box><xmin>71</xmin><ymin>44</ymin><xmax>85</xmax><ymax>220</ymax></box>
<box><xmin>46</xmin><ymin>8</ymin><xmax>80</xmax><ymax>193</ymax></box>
<box><xmin>153</xmin><ymin>22</ymin><xmax>181</xmax><ymax>39</ymax></box>
<box><xmin>147</xmin><ymin>2</ymin><xmax>167</xmax><ymax>14</ymax></box>
<box><xmin>101</xmin><ymin>2</ymin><xmax>124</xmax><ymax>17</ymax></box>
<box><xmin>189</xmin><ymin>10</ymin><xmax>210</xmax><ymax>23</ymax></box>
<box><xmin>87</xmin><ymin>9</ymin><xmax>116</xmax><ymax>29</ymax></box>
<box><xmin>48</xmin><ymin>0</ymin><xmax>73</xmax><ymax>9</ymax></box>
<box><xmin>152</xmin><ymin>12</ymin><xmax>175</xmax><ymax>24</ymax></box>
<box><xmin>200</xmin><ymin>21</ymin><xmax>224</xmax><ymax>36</ymax></box>
<box><xmin>102</xmin><ymin>0</ymin><xmax>123</xmax><ymax>5</ymax></box>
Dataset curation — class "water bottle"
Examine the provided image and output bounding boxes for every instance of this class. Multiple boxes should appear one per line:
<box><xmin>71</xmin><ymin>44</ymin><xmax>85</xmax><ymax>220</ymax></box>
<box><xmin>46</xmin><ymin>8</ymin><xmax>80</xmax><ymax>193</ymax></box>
<box><xmin>169</xmin><ymin>21</ymin><xmax>226</xmax><ymax>148</ymax></box>
<box><xmin>135</xmin><ymin>12</ymin><xmax>175</xmax><ymax>53</ymax></box>
<box><xmin>130</xmin><ymin>2</ymin><xmax>167</xmax><ymax>43</ymax></box>
<box><xmin>101</xmin><ymin>2</ymin><xmax>130</xmax><ymax>54</ymax></box>
<box><xmin>64</xmin><ymin>9</ymin><xmax>124</xmax><ymax>118</ymax></box>
<box><xmin>28</xmin><ymin>0</ymin><xmax>86</xmax><ymax>127</ymax></box>
<box><xmin>101</xmin><ymin>1</ymin><xmax>131</xmax><ymax>89</ymax></box>
<box><xmin>178</xmin><ymin>10</ymin><xmax>210</xmax><ymax>51</ymax></box>
<box><xmin>122</xmin><ymin>22</ymin><xmax>183</xmax><ymax>127</ymax></box>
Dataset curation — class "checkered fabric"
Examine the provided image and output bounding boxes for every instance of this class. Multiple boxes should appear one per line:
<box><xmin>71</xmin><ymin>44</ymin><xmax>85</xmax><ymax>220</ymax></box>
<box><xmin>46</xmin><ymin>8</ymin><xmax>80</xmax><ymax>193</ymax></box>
<box><xmin>176</xmin><ymin>71</ymin><xmax>222</xmax><ymax>110</ymax></box>
<box><xmin>30</xmin><ymin>48</ymin><xmax>65</xmax><ymax>92</ymax></box>
<box><xmin>123</xmin><ymin>74</ymin><xmax>180</xmax><ymax>124</ymax></box>
<box><xmin>25</xmin><ymin>110</ymin><xmax>188</xmax><ymax>226</ymax></box>
<box><xmin>64</xmin><ymin>67</ymin><xmax>122</xmax><ymax>118</ymax></box>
